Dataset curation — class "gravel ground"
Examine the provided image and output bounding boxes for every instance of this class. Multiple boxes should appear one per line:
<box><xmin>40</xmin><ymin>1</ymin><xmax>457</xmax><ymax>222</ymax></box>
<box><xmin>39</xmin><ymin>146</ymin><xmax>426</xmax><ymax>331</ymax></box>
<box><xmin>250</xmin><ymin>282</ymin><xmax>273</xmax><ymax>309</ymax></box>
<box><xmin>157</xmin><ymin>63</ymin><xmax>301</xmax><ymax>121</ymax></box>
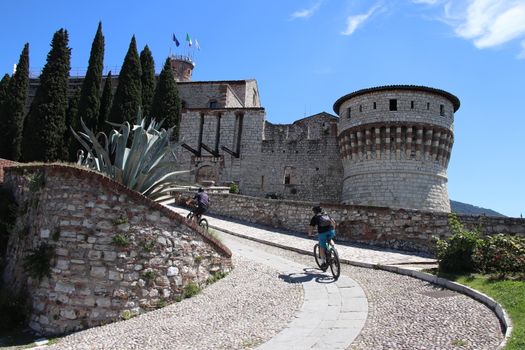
<box><xmin>47</xmin><ymin>256</ymin><xmax>303</xmax><ymax>350</ymax></box>
<box><xmin>230</xmin><ymin>235</ymin><xmax>504</xmax><ymax>350</ymax></box>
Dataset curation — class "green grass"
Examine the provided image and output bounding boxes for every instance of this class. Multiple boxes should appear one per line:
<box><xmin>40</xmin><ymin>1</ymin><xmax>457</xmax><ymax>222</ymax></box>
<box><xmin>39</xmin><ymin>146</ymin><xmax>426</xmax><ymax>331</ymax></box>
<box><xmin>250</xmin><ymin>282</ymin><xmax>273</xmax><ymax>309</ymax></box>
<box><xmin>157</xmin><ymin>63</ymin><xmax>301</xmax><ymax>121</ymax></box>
<box><xmin>439</xmin><ymin>272</ymin><xmax>525</xmax><ymax>350</ymax></box>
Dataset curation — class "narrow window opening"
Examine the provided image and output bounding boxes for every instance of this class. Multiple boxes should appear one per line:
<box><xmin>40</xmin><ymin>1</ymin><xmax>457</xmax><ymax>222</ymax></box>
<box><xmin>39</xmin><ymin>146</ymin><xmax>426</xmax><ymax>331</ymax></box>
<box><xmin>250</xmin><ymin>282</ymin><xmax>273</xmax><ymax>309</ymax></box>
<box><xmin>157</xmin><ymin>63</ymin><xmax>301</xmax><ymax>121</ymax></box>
<box><xmin>389</xmin><ymin>99</ymin><xmax>397</xmax><ymax>111</ymax></box>
<box><xmin>284</xmin><ymin>174</ymin><xmax>291</xmax><ymax>185</ymax></box>
<box><xmin>359</xmin><ymin>105</ymin><xmax>362</xmax><ymax>113</ymax></box>
<box><xmin>373</xmin><ymin>102</ymin><xmax>376</xmax><ymax>109</ymax></box>
<box><xmin>410</xmin><ymin>101</ymin><xmax>414</xmax><ymax>109</ymax></box>
<box><xmin>347</xmin><ymin>107</ymin><xmax>351</xmax><ymax>118</ymax></box>
<box><xmin>209</xmin><ymin>100</ymin><xmax>218</xmax><ymax>109</ymax></box>
<box><xmin>426</xmin><ymin>102</ymin><xmax>430</xmax><ymax>110</ymax></box>
<box><xmin>440</xmin><ymin>104</ymin><xmax>444</xmax><ymax>116</ymax></box>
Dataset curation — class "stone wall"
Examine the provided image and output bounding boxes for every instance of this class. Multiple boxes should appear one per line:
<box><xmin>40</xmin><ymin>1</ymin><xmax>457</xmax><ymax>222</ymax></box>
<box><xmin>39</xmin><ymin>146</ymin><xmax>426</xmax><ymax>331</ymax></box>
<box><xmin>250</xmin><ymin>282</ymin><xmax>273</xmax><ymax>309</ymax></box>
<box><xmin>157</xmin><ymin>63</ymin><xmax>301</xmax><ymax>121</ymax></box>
<box><xmin>173</xmin><ymin>192</ymin><xmax>525</xmax><ymax>254</ymax></box>
<box><xmin>2</xmin><ymin>165</ymin><xmax>231</xmax><ymax>335</ymax></box>
<box><xmin>258</xmin><ymin>113</ymin><xmax>343</xmax><ymax>202</ymax></box>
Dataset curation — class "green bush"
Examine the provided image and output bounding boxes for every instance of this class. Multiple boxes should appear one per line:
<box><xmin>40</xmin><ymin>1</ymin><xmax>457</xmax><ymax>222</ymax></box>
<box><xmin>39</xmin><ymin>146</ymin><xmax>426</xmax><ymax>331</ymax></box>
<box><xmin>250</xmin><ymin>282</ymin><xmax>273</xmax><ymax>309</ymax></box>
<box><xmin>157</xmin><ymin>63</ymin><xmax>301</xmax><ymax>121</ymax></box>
<box><xmin>23</xmin><ymin>243</ymin><xmax>55</xmax><ymax>281</ymax></box>
<box><xmin>473</xmin><ymin>234</ymin><xmax>525</xmax><ymax>275</ymax></box>
<box><xmin>229</xmin><ymin>183</ymin><xmax>239</xmax><ymax>194</ymax></box>
<box><xmin>182</xmin><ymin>282</ymin><xmax>201</xmax><ymax>298</ymax></box>
<box><xmin>436</xmin><ymin>214</ymin><xmax>482</xmax><ymax>273</ymax></box>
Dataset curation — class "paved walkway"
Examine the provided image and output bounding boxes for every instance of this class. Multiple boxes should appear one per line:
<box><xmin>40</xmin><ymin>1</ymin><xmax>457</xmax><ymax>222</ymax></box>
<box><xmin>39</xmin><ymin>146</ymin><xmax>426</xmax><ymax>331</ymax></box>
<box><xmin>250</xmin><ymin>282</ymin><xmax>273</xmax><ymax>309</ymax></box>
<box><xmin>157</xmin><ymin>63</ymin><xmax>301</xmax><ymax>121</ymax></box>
<box><xmin>168</xmin><ymin>205</ymin><xmax>436</xmax><ymax>267</ymax></box>
<box><xmin>219</xmin><ymin>233</ymin><xmax>367</xmax><ymax>350</ymax></box>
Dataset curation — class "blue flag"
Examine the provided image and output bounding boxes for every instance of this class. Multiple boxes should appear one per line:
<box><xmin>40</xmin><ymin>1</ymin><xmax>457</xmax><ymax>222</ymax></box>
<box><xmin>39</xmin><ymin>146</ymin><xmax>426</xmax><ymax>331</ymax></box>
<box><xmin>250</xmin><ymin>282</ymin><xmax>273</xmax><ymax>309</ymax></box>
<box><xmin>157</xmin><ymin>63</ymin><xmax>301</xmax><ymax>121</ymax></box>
<box><xmin>172</xmin><ymin>33</ymin><xmax>180</xmax><ymax>47</ymax></box>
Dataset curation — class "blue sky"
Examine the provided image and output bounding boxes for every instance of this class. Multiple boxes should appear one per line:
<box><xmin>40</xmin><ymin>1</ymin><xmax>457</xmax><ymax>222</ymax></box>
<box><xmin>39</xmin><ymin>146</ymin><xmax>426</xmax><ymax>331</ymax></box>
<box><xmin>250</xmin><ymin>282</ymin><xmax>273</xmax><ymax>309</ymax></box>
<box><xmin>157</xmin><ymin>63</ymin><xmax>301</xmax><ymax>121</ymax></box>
<box><xmin>1</xmin><ymin>0</ymin><xmax>524</xmax><ymax>217</ymax></box>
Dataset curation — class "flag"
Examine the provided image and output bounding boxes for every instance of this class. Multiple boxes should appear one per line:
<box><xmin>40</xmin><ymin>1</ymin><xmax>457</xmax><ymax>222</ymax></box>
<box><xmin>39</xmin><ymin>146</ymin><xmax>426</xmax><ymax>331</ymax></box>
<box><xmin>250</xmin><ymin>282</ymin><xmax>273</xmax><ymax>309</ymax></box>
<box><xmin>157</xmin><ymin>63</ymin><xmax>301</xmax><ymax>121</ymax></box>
<box><xmin>172</xmin><ymin>33</ymin><xmax>180</xmax><ymax>47</ymax></box>
<box><xmin>195</xmin><ymin>39</ymin><xmax>200</xmax><ymax>51</ymax></box>
<box><xmin>186</xmin><ymin>33</ymin><xmax>192</xmax><ymax>47</ymax></box>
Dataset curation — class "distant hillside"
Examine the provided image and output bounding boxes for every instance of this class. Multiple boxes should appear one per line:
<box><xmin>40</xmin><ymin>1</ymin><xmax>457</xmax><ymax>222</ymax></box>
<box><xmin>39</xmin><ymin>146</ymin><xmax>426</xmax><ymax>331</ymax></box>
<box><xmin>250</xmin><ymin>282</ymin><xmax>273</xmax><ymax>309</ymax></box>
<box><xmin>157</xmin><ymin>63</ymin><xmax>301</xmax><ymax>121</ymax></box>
<box><xmin>450</xmin><ymin>200</ymin><xmax>506</xmax><ymax>217</ymax></box>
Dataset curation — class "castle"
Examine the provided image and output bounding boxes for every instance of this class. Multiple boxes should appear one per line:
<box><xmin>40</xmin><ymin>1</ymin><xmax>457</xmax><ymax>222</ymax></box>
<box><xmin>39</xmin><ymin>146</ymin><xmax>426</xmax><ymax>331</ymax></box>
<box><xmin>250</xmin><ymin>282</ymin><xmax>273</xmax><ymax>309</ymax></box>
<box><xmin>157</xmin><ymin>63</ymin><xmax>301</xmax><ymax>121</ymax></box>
<box><xmin>26</xmin><ymin>56</ymin><xmax>459</xmax><ymax>212</ymax></box>
<box><xmin>170</xmin><ymin>57</ymin><xmax>459</xmax><ymax>212</ymax></box>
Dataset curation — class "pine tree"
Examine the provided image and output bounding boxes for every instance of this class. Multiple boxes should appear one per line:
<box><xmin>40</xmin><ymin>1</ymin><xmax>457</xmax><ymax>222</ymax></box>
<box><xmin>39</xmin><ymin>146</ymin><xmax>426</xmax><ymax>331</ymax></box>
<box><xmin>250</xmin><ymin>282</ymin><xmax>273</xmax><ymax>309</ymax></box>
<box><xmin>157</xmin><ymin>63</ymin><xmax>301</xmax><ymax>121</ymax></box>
<box><xmin>65</xmin><ymin>88</ymin><xmax>81</xmax><ymax>161</ymax></box>
<box><xmin>0</xmin><ymin>43</ymin><xmax>30</xmax><ymax>161</ymax></box>
<box><xmin>140</xmin><ymin>45</ymin><xmax>155</xmax><ymax>121</ymax></box>
<box><xmin>77</xmin><ymin>22</ymin><xmax>104</xmax><ymax>132</ymax></box>
<box><xmin>22</xmin><ymin>30</ymin><xmax>71</xmax><ymax>162</ymax></box>
<box><xmin>98</xmin><ymin>71</ymin><xmax>113</xmax><ymax>134</ymax></box>
<box><xmin>108</xmin><ymin>35</ymin><xmax>142</xmax><ymax>124</ymax></box>
<box><xmin>151</xmin><ymin>57</ymin><xmax>181</xmax><ymax>136</ymax></box>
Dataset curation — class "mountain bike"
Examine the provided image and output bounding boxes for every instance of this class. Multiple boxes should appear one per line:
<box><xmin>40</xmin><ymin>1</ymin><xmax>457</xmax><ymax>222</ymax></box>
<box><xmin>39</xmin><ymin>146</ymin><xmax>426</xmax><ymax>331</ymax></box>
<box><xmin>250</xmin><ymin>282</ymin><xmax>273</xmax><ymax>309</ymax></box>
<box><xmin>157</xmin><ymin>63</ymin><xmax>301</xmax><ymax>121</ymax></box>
<box><xmin>313</xmin><ymin>238</ymin><xmax>340</xmax><ymax>280</ymax></box>
<box><xmin>186</xmin><ymin>209</ymin><xmax>209</xmax><ymax>232</ymax></box>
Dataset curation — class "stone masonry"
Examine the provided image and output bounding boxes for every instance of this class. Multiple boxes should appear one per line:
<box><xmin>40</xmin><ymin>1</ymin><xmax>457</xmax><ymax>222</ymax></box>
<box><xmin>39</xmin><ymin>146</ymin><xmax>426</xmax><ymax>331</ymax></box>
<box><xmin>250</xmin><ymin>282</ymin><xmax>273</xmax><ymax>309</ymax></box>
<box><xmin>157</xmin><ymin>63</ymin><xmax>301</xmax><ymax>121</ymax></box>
<box><xmin>334</xmin><ymin>86</ymin><xmax>460</xmax><ymax>212</ymax></box>
<box><xmin>2</xmin><ymin>165</ymin><xmax>231</xmax><ymax>335</ymax></box>
<box><xmin>173</xmin><ymin>192</ymin><xmax>525</xmax><ymax>253</ymax></box>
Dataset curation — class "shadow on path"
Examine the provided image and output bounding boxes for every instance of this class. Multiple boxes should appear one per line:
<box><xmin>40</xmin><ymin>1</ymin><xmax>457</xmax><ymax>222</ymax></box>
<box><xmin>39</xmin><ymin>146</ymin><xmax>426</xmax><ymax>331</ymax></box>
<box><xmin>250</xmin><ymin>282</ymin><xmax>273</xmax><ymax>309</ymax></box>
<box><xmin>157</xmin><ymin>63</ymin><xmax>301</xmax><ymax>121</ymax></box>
<box><xmin>278</xmin><ymin>268</ymin><xmax>337</xmax><ymax>284</ymax></box>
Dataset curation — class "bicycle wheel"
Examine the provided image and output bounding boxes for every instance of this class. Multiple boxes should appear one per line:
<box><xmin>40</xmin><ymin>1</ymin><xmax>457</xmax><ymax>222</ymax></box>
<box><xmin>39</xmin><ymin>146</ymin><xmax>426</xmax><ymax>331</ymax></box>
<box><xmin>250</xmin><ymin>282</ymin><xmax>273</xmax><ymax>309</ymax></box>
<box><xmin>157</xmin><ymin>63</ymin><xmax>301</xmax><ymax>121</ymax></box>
<box><xmin>313</xmin><ymin>244</ymin><xmax>322</xmax><ymax>269</ymax></box>
<box><xmin>198</xmin><ymin>218</ymin><xmax>209</xmax><ymax>232</ymax></box>
<box><xmin>328</xmin><ymin>247</ymin><xmax>341</xmax><ymax>280</ymax></box>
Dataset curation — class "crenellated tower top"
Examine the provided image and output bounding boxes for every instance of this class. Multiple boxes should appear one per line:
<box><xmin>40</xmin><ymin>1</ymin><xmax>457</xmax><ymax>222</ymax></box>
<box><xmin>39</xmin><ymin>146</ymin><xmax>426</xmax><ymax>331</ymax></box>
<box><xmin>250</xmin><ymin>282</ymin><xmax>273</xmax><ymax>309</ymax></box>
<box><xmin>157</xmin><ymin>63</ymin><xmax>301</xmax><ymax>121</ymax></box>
<box><xmin>169</xmin><ymin>55</ymin><xmax>195</xmax><ymax>82</ymax></box>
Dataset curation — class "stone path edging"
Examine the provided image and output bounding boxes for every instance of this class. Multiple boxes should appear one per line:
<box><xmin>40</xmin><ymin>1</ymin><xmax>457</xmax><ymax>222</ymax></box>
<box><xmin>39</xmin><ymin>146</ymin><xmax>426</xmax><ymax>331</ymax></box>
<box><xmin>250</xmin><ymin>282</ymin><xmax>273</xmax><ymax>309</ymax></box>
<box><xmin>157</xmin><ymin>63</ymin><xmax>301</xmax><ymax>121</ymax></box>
<box><xmin>208</xmin><ymin>223</ymin><xmax>512</xmax><ymax>350</ymax></box>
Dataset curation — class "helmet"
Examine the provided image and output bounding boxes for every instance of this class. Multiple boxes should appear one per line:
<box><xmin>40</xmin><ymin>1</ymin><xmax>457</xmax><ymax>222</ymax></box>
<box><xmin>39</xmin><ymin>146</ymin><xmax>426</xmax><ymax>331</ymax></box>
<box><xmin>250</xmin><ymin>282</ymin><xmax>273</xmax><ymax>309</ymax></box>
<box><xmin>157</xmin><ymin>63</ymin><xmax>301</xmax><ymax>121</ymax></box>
<box><xmin>312</xmin><ymin>206</ymin><xmax>322</xmax><ymax>214</ymax></box>
<box><xmin>198</xmin><ymin>187</ymin><xmax>204</xmax><ymax>192</ymax></box>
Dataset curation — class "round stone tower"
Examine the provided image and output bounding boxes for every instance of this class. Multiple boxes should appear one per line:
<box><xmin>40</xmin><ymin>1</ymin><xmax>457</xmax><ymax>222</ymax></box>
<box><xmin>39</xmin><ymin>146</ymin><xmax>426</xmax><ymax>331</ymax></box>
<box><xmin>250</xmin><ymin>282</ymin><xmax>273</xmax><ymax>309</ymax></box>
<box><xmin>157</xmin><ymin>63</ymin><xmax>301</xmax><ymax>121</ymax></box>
<box><xmin>334</xmin><ymin>85</ymin><xmax>460</xmax><ymax>212</ymax></box>
<box><xmin>169</xmin><ymin>55</ymin><xmax>195</xmax><ymax>82</ymax></box>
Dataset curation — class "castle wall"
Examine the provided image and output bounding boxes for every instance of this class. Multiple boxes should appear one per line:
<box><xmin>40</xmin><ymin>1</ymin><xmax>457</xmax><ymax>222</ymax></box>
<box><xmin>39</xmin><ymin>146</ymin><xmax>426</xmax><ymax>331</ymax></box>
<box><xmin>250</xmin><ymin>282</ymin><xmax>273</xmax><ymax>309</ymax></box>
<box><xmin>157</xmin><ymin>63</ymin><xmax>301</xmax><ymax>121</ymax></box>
<box><xmin>336</xmin><ymin>87</ymin><xmax>458</xmax><ymax>212</ymax></box>
<box><xmin>173</xmin><ymin>193</ymin><xmax>525</xmax><ymax>254</ymax></box>
<box><xmin>256</xmin><ymin>114</ymin><xmax>342</xmax><ymax>202</ymax></box>
<box><xmin>175</xmin><ymin>108</ymin><xmax>266</xmax><ymax>190</ymax></box>
<box><xmin>2</xmin><ymin>165</ymin><xmax>231</xmax><ymax>335</ymax></box>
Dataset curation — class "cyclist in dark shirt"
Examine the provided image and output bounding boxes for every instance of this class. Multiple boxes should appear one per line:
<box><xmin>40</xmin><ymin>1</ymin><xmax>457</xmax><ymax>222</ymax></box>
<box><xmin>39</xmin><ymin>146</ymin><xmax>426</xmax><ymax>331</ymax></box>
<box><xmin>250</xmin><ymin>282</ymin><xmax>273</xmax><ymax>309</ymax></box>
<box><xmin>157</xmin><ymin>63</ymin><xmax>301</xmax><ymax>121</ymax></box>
<box><xmin>308</xmin><ymin>206</ymin><xmax>336</xmax><ymax>271</ymax></box>
<box><xmin>186</xmin><ymin>187</ymin><xmax>209</xmax><ymax>222</ymax></box>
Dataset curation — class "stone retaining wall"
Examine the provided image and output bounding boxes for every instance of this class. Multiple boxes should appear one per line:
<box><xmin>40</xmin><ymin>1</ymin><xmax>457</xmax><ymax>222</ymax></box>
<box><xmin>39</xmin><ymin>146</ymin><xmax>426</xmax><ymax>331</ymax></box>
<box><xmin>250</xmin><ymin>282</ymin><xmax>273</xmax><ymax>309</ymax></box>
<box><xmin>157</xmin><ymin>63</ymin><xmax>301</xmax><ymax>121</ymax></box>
<box><xmin>173</xmin><ymin>192</ymin><xmax>525</xmax><ymax>253</ymax></box>
<box><xmin>2</xmin><ymin>165</ymin><xmax>232</xmax><ymax>335</ymax></box>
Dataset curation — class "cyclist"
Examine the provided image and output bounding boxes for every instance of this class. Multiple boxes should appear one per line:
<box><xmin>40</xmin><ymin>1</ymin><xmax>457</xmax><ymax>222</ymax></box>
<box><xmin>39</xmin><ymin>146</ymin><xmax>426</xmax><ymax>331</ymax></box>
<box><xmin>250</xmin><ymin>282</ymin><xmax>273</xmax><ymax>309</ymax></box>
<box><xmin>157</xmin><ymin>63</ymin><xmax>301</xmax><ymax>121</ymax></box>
<box><xmin>186</xmin><ymin>187</ymin><xmax>209</xmax><ymax>223</ymax></box>
<box><xmin>308</xmin><ymin>206</ymin><xmax>336</xmax><ymax>271</ymax></box>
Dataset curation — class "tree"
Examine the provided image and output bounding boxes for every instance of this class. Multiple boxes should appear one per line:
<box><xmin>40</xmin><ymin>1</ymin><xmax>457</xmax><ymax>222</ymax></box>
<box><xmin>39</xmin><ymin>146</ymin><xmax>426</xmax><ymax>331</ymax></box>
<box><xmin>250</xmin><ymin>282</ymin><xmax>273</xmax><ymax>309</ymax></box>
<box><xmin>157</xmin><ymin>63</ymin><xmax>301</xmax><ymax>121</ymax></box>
<box><xmin>22</xmin><ymin>29</ymin><xmax>71</xmax><ymax>162</ymax></box>
<box><xmin>150</xmin><ymin>57</ymin><xmax>181</xmax><ymax>137</ymax></box>
<box><xmin>0</xmin><ymin>74</ymin><xmax>10</xmax><ymax>107</ymax></box>
<box><xmin>140</xmin><ymin>45</ymin><xmax>155</xmax><ymax>120</ymax></box>
<box><xmin>98</xmin><ymin>71</ymin><xmax>113</xmax><ymax>134</ymax></box>
<box><xmin>77</xmin><ymin>21</ymin><xmax>104</xmax><ymax>132</ymax></box>
<box><xmin>108</xmin><ymin>35</ymin><xmax>141</xmax><ymax>124</ymax></box>
<box><xmin>0</xmin><ymin>44</ymin><xmax>30</xmax><ymax>161</ymax></box>
<box><xmin>65</xmin><ymin>87</ymin><xmax>81</xmax><ymax>161</ymax></box>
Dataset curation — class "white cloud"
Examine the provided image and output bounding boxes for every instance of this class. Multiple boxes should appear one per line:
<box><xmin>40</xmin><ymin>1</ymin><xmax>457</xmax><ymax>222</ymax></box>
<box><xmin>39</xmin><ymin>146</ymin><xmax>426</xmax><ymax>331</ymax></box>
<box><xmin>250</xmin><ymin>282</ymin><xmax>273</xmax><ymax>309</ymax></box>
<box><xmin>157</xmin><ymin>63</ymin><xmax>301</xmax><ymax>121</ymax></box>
<box><xmin>290</xmin><ymin>1</ymin><xmax>323</xmax><ymax>20</ymax></box>
<box><xmin>341</xmin><ymin>4</ymin><xmax>383</xmax><ymax>36</ymax></box>
<box><xmin>445</xmin><ymin>0</ymin><xmax>525</xmax><ymax>49</ymax></box>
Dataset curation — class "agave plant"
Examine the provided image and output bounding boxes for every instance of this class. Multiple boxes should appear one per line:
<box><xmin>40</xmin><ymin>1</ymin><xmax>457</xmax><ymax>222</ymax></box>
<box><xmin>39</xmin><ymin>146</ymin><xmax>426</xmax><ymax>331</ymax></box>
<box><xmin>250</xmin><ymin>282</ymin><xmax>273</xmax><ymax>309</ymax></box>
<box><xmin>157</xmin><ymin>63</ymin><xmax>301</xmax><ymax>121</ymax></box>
<box><xmin>71</xmin><ymin>116</ymin><xmax>188</xmax><ymax>201</ymax></box>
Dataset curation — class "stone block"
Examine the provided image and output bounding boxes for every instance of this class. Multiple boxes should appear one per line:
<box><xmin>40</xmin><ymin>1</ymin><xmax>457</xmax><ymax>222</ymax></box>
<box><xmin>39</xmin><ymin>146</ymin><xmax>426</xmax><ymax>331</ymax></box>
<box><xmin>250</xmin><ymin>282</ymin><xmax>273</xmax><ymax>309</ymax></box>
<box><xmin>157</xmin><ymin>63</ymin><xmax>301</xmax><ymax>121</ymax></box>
<box><xmin>55</xmin><ymin>282</ymin><xmax>75</xmax><ymax>294</ymax></box>
<box><xmin>108</xmin><ymin>270</ymin><xmax>122</xmax><ymax>281</ymax></box>
<box><xmin>103</xmin><ymin>251</ymin><xmax>117</xmax><ymax>261</ymax></box>
<box><xmin>60</xmin><ymin>309</ymin><xmax>77</xmax><ymax>320</ymax></box>
<box><xmin>95</xmin><ymin>297</ymin><xmax>111</xmax><ymax>308</ymax></box>
<box><xmin>90</xmin><ymin>266</ymin><xmax>107</xmax><ymax>279</ymax></box>
<box><xmin>88</xmin><ymin>250</ymin><xmax>102</xmax><ymax>260</ymax></box>
<box><xmin>40</xmin><ymin>229</ymin><xmax>50</xmax><ymax>238</ymax></box>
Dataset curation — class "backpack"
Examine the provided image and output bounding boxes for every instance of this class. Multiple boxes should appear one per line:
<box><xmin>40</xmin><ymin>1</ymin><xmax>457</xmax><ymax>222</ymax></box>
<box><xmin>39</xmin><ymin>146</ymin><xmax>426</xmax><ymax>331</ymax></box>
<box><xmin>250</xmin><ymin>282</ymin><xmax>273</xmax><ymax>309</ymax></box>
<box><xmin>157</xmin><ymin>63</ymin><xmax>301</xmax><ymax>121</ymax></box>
<box><xmin>317</xmin><ymin>213</ymin><xmax>332</xmax><ymax>228</ymax></box>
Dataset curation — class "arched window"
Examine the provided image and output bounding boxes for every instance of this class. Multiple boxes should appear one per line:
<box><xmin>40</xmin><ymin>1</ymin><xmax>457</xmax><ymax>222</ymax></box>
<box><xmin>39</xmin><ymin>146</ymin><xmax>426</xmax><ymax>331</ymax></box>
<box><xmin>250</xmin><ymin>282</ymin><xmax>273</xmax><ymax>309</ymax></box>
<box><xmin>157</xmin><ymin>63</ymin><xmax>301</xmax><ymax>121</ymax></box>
<box><xmin>209</xmin><ymin>100</ymin><xmax>219</xmax><ymax>109</ymax></box>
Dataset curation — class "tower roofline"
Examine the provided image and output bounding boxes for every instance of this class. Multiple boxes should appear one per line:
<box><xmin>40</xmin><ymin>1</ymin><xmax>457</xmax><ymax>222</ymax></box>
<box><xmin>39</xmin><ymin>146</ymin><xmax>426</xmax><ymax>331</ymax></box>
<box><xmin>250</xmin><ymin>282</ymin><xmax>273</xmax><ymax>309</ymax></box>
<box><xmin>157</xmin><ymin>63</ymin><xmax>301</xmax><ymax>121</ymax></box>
<box><xmin>333</xmin><ymin>85</ymin><xmax>460</xmax><ymax>113</ymax></box>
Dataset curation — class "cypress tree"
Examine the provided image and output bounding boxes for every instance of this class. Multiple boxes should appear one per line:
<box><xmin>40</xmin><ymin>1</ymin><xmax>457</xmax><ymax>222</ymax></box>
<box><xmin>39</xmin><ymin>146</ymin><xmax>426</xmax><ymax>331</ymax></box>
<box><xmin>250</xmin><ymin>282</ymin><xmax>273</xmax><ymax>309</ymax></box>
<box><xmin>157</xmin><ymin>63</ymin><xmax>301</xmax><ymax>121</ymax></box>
<box><xmin>65</xmin><ymin>87</ymin><xmax>81</xmax><ymax>161</ymax></box>
<box><xmin>0</xmin><ymin>74</ymin><xmax>10</xmax><ymax>158</ymax></box>
<box><xmin>108</xmin><ymin>35</ymin><xmax>142</xmax><ymax>124</ymax></box>
<box><xmin>77</xmin><ymin>21</ymin><xmax>105</xmax><ymax>131</ymax></box>
<box><xmin>0</xmin><ymin>74</ymin><xmax>10</xmax><ymax>107</ymax></box>
<box><xmin>22</xmin><ymin>29</ymin><xmax>71</xmax><ymax>162</ymax></box>
<box><xmin>0</xmin><ymin>44</ymin><xmax>30</xmax><ymax>161</ymax></box>
<box><xmin>151</xmin><ymin>58</ymin><xmax>181</xmax><ymax>136</ymax></box>
<box><xmin>98</xmin><ymin>71</ymin><xmax>113</xmax><ymax>134</ymax></box>
<box><xmin>140</xmin><ymin>45</ymin><xmax>155</xmax><ymax>121</ymax></box>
